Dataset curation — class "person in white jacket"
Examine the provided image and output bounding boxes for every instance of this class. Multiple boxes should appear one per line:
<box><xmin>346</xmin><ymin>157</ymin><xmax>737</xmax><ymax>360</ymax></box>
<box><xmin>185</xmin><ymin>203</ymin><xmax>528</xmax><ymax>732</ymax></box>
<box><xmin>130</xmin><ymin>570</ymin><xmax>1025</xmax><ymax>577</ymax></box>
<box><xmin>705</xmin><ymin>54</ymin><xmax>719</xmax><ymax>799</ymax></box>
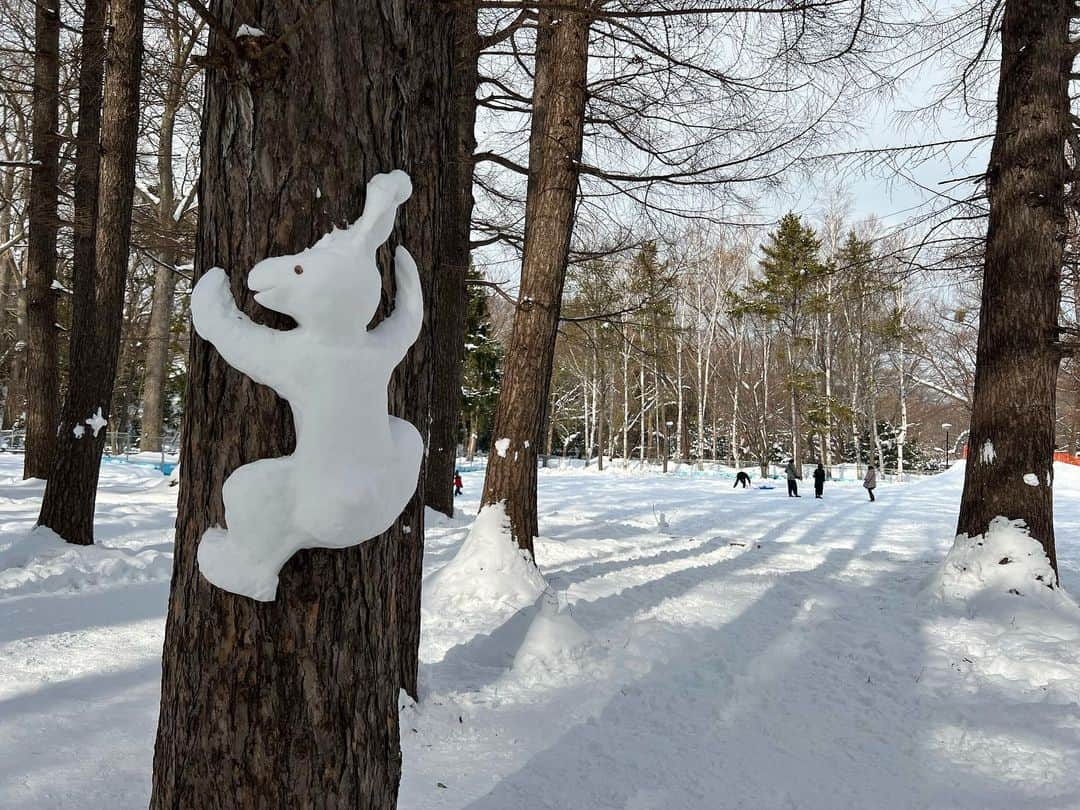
<box><xmin>863</xmin><ymin>464</ymin><xmax>877</xmax><ymax>502</ymax></box>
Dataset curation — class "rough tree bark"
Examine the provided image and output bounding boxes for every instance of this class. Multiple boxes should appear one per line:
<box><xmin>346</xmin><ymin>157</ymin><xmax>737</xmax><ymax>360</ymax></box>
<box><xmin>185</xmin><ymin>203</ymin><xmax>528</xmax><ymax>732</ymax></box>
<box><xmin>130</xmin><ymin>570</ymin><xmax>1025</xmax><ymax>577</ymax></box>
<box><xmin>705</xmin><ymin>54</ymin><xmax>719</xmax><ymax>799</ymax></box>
<box><xmin>22</xmin><ymin>0</ymin><xmax>61</xmax><ymax>479</ymax></box>
<box><xmin>480</xmin><ymin>2</ymin><xmax>590</xmax><ymax>554</ymax></box>
<box><xmin>68</xmin><ymin>0</ymin><xmax>106</xmax><ymax>369</ymax></box>
<box><xmin>149</xmin><ymin>2</ymin><xmax>448</xmax><ymax>806</ymax></box>
<box><xmin>957</xmin><ymin>0</ymin><xmax>1071</xmax><ymax>576</ymax></box>
<box><xmin>37</xmin><ymin>0</ymin><xmax>142</xmax><ymax>545</ymax></box>
<box><xmin>425</xmin><ymin>8</ymin><xmax>479</xmax><ymax>517</ymax></box>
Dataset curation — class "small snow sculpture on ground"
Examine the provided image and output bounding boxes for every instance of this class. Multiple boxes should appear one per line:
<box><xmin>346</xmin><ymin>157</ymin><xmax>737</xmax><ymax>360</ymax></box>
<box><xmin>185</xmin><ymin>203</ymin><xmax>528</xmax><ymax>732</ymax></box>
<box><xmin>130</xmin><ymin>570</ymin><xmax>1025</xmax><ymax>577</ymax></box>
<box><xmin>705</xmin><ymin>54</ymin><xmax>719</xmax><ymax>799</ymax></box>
<box><xmin>511</xmin><ymin>588</ymin><xmax>592</xmax><ymax>677</ymax></box>
<box><xmin>190</xmin><ymin>170</ymin><xmax>424</xmax><ymax>601</ymax></box>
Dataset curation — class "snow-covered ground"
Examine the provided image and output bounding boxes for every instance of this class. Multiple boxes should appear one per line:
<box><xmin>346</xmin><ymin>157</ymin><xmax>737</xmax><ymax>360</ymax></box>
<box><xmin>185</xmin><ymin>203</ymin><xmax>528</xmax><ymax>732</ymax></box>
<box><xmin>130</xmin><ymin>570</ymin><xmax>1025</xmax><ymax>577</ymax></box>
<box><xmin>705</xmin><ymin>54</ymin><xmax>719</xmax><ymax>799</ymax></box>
<box><xmin>1</xmin><ymin>454</ymin><xmax>1078</xmax><ymax>808</ymax></box>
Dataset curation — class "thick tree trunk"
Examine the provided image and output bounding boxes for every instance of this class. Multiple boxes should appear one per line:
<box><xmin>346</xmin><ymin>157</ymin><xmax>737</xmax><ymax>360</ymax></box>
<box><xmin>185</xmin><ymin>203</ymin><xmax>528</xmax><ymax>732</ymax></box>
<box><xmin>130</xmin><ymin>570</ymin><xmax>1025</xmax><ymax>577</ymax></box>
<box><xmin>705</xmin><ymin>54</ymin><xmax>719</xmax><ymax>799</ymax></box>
<box><xmin>69</xmin><ymin>0</ymin><xmax>106</xmax><ymax>360</ymax></box>
<box><xmin>425</xmin><ymin>10</ymin><xmax>479</xmax><ymax>517</ymax></box>
<box><xmin>149</xmin><ymin>3</ymin><xmax>448</xmax><ymax>807</ymax></box>
<box><xmin>480</xmin><ymin>3</ymin><xmax>590</xmax><ymax>554</ymax></box>
<box><xmin>957</xmin><ymin>0</ymin><xmax>1069</xmax><ymax>575</ymax></box>
<box><xmin>38</xmin><ymin>0</ymin><xmax>141</xmax><ymax>543</ymax></box>
<box><xmin>23</xmin><ymin>0</ymin><xmax>61</xmax><ymax>479</ymax></box>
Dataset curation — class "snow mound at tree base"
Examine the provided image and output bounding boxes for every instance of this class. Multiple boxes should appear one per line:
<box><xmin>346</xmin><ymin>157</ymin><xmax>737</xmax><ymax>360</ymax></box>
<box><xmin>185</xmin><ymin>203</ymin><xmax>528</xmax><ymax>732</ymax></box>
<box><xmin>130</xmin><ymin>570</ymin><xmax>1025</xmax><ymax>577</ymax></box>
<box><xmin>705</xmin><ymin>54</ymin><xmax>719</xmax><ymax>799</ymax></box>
<box><xmin>422</xmin><ymin>503</ymin><xmax>549</xmax><ymax>660</ymax></box>
<box><xmin>921</xmin><ymin>517</ymin><xmax>1080</xmax><ymax>702</ymax></box>
<box><xmin>0</xmin><ymin>527</ymin><xmax>173</xmax><ymax>597</ymax></box>
<box><xmin>925</xmin><ymin>517</ymin><xmax>1078</xmax><ymax>617</ymax></box>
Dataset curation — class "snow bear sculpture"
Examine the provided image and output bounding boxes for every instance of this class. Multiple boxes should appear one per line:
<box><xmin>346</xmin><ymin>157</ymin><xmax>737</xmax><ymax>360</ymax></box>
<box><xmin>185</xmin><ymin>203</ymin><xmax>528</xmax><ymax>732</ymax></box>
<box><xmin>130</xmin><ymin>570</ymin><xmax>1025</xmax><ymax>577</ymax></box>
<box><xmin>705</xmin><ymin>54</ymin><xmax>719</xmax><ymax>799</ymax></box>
<box><xmin>189</xmin><ymin>170</ymin><xmax>424</xmax><ymax>601</ymax></box>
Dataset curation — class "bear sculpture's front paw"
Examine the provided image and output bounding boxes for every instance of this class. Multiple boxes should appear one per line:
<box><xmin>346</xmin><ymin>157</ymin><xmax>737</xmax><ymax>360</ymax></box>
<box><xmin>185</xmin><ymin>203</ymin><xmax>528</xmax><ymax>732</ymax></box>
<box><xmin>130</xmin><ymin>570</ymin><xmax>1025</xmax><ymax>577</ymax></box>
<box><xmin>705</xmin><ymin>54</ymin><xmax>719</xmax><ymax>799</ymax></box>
<box><xmin>190</xmin><ymin>268</ymin><xmax>234</xmax><ymax>331</ymax></box>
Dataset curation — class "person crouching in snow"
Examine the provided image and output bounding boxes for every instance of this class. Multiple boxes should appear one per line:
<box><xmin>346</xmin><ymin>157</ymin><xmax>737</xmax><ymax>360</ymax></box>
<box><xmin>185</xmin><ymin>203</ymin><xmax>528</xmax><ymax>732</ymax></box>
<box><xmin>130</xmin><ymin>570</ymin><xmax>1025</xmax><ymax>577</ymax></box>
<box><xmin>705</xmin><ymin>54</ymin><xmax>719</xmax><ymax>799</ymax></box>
<box><xmin>734</xmin><ymin>470</ymin><xmax>751</xmax><ymax>488</ymax></box>
<box><xmin>863</xmin><ymin>464</ymin><xmax>877</xmax><ymax>501</ymax></box>
<box><xmin>454</xmin><ymin>471</ymin><xmax>463</xmax><ymax>496</ymax></box>
<box><xmin>813</xmin><ymin>462</ymin><xmax>825</xmax><ymax>498</ymax></box>
<box><xmin>785</xmin><ymin>460</ymin><xmax>801</xmax><ymax>497</ymax></box>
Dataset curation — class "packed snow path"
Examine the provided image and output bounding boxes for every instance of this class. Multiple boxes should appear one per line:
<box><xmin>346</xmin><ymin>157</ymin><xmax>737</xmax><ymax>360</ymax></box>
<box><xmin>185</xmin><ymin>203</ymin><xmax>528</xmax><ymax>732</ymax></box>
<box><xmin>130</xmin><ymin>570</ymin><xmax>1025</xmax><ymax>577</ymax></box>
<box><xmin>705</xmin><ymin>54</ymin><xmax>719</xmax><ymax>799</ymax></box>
<box><xmin>1</xmin><ymin>456</ymin><xmax>1078</xmax><ymax>808</ymax></box>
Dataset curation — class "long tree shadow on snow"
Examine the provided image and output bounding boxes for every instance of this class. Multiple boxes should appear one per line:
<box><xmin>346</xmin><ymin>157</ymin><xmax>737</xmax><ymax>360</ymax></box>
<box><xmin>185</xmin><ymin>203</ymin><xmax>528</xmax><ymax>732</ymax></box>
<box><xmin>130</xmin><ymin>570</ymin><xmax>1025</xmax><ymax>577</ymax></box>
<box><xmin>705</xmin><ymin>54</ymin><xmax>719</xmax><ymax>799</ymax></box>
<box><xmin>0</xmin><ymin>657</ymin><xmax>161</xmax><ymax>801</ymax></box>
<box><xmin>546</xmin><ymin>492</ymin><xmax>878</xmax><ymax>594</ymax></box>
<box><xmin>458</xmin><ymin>544</ymin><xmax>1070</xmax><ymax>810</ymax></box>
<box><xmin>0</xmin><ymin>580</ymin><xmax>168</xmax><ymax>645</ymax></box>
<box><xmin>425</xmin><ymin>497</ymin><xmax>881</xmax><ymax>696</ymax></box>
<box><xmin>545</xmin><ymin>532</ymin><xmax>747</xmax><ymax>591</ymax></box>
<box><xmin>416</xmin><ymin>542</ymin><xmax>781</xmax><ymax>695</ymax></box>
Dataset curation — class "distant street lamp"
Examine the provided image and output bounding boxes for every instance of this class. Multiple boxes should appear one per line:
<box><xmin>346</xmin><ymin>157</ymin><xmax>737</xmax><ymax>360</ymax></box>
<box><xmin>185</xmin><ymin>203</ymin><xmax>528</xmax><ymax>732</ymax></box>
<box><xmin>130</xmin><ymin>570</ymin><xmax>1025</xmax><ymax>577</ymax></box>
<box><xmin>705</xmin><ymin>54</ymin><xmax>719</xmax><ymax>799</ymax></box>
<box><xmin>942</xmin><ymin>423</ymin><xmax>952</xmax><ymax>469</ymax></box>
<box><xmin>664</xmin><ymin>420</ymin><xmax>674</xmax><ymax>473</ymax></box>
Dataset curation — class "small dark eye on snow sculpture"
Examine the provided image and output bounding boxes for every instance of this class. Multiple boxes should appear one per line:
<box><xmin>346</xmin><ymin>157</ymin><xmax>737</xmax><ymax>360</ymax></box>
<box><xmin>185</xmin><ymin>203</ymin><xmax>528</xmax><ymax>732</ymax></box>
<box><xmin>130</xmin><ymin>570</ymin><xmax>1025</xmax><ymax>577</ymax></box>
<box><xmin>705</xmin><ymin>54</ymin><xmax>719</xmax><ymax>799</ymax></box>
<box><xmin>294</xmin><ymin>264</ymin><xmax>304</xmax><ymax>275</ymax></box>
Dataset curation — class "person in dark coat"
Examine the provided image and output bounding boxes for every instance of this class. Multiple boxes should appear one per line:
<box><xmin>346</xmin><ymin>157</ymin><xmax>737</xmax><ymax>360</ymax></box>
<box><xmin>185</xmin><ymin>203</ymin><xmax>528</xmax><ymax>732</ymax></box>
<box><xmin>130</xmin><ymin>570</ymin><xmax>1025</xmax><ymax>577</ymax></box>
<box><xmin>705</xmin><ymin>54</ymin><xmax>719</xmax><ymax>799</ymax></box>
<box><xmin>863</xmin><ymin>464</ymin><xmax>877</xmax><ymax>502</ymax></box>
<box><xmin>813</xmin><ymin>463</ymin><xmax>826</xmax><ymax>498</ymax></box>
<box><xmin>734</xmin><ymin>470</ymin><xmax>751</xmax><ymax>488</ymax></box>
<box><xmin>784</xmin><ymin>460</ymin><xmax>801</xmax><ymax>497</ymax></box>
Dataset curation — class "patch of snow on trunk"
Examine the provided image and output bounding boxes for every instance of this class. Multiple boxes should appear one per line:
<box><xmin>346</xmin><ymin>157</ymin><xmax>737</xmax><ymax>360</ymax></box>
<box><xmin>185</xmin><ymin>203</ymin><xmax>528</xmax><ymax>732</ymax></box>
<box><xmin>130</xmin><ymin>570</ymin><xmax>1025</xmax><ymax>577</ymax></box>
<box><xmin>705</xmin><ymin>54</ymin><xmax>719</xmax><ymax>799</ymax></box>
<box><xmin>86</xmin><ymin>407</ymin><xmax>108</xmax><ymax>438</ymax></box>
<box><xmin>979</xmin><ymin>439</ymin><xmax>995</xmax><ymax>464</ymax></box>
<box><xmin>1023</xmin><ymin>473</ymin><xmax>1039</xmax><ymax>487</ymax></box>
<box><xmin>495</xmin><ymin>437</ymin><xmax>510</xmax><ymax>458</ymax></box>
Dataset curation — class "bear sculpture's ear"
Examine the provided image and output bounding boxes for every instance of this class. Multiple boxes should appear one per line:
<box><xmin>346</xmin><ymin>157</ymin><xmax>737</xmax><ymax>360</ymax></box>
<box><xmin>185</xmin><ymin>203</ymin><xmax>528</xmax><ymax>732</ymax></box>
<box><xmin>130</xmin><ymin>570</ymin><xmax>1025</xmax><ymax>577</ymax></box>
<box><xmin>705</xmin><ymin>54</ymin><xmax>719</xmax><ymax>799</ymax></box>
<box><xmin>352</xmin><ymin>170</ymin><xmax>412</xmax><ymax>252</ymax></box>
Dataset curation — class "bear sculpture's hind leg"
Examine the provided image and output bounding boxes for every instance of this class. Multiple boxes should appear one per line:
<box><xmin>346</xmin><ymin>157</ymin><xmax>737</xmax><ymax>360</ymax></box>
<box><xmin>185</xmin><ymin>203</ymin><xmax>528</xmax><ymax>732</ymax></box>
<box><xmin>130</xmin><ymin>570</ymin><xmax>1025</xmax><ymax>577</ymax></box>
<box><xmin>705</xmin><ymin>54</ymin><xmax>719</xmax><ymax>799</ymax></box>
<box><xmin>389</xmin><ymin>416</ymin><xmax>425</xmax><ymax>499</ymax></box>
<box><xmin>197</xmin><ymin>457</ymin><xmax>301</xmax><ymax>601</ymax></box>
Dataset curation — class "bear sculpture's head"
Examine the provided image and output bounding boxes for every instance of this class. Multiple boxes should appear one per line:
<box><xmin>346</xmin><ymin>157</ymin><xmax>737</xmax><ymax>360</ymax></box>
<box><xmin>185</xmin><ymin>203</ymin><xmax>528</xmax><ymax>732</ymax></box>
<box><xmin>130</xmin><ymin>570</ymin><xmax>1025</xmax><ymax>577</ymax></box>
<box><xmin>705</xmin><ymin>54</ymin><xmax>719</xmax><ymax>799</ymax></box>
<box><xmin>246</xmin><ymin>171</ymin><xmax>412</xmax><ymax>335</ymax></box>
